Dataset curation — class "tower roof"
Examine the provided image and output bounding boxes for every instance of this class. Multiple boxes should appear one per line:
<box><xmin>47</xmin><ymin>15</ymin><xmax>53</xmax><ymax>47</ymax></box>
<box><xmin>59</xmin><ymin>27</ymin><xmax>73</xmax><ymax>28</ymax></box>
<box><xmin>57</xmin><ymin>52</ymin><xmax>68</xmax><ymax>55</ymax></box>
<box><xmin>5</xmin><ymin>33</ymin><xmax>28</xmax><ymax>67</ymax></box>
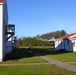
<box><xmin>0</xmin><ymin>0</ymin><xmax>5</xmax><ymax>3</ymax></box>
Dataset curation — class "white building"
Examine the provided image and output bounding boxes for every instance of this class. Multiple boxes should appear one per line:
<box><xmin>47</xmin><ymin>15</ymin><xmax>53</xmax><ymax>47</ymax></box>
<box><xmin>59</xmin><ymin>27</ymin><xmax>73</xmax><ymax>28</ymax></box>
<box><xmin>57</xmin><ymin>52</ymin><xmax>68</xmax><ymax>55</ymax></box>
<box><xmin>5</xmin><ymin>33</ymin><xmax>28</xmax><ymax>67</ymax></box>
<box><xmin>0</xmin><ymin>0</ymin><xmax>8</xmax><ymax>61</ymax></box>
<box><xmin>55</xmin><ymin>33</ymin><xmax>76</xmax><ymax>52</ymax></box>
<box><xmin>0</xmin><ymin>0</ymin><xmax>16</xmax><ymax>61</ymax></box>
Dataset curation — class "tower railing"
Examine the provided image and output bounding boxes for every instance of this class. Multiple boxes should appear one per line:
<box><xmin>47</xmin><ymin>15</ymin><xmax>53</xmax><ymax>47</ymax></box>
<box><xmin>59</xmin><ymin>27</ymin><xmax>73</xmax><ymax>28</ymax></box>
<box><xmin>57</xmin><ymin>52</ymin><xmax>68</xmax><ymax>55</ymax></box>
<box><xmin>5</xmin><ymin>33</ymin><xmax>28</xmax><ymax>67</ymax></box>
<box><xmin>5</xmin><ymin>25</ymin><xmax>15</xmax><ymax>41</ymax></box>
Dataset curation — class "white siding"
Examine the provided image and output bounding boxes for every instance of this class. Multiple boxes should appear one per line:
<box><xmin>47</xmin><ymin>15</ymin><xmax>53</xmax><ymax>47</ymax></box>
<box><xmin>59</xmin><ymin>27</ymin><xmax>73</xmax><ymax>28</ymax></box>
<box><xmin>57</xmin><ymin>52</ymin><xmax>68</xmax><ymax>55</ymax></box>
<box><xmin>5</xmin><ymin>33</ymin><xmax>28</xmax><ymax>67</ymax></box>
<box><xmin>0</xmin><ymin>4</ymin><xmax>4</xmax><ymax>61</ymax></box>
<box><xmin>72</xmin><ymin>40</ymin><xmax>76</xmax><ymax>52</ymax></box>
<box><xmin>0</xmin><ymin>2</ymin><xmax>8</xmax><ymax>61</ymax></box>
<box><xmin>61</xmin><ymin>39</ymin><xmax>73</xmax><ymax>52</ymax></box>
<box><xmin>55</xmin><ymin>40</ymin><xmax>62</xmax><ymax>50</ymax></box>
<box><xmin>55</xmin><ymin>40</ymin><xmax>59</xmax><ymax>50</ymax></box>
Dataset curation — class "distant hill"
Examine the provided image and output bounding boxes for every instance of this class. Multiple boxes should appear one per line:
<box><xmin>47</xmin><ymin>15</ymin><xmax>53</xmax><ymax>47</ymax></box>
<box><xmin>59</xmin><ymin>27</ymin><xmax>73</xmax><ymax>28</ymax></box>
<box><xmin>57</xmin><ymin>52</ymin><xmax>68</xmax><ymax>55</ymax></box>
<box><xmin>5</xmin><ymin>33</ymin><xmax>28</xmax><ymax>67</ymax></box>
<box><xmin>40</xmin><ymin>30</ymin><xmax>67</xmax><ymax>39</ymax></box>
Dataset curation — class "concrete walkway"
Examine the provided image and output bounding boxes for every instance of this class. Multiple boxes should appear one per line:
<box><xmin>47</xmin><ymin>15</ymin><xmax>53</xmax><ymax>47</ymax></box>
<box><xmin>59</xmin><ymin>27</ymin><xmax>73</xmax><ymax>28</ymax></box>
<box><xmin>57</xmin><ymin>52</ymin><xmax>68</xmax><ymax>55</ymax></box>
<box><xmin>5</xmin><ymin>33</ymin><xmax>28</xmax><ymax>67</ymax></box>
<box><xmin>0</xmin><ymin>63</ymin><xmax>49</xmax><ymax>66</ymax></box>
<box><xmin>37</xmin><ymin>54</ymin><xmax>76</xmax><ymax>73</ymax></box>
<box><xmin>27</xmin><ymin>50</ymin><xmax>76</xmax><ymax>73</ymax></box>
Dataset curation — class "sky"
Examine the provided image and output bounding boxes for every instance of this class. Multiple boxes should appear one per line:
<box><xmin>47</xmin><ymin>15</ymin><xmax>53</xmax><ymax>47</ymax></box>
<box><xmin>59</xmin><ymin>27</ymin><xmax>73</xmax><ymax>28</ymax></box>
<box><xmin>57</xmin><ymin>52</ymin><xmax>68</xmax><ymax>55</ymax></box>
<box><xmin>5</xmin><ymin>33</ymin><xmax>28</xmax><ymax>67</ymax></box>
<box><xmin>7</xmin><ymin>0</ymin><xmax>76</xmax><ymax>38</ymax></box>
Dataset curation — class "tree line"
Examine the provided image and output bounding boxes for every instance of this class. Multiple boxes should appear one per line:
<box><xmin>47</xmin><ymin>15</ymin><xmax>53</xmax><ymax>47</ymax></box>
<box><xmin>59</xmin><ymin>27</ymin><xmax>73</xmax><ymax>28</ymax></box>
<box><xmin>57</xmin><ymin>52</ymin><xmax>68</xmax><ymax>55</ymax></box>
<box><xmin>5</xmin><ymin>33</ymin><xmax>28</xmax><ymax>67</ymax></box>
<box><xmin>17</xmin><ymin>37</ymin><xmax>47</xmax><ymax>47</ymax></box>
<box><xmin>17</xmin><ymin>30</ymin><xmax>67</xmax><ymax>47</ymax></box>
<box><xmin>40</xmin><ymin>30</ymin><xmax>67</xmax><ymax>39</ymax></box>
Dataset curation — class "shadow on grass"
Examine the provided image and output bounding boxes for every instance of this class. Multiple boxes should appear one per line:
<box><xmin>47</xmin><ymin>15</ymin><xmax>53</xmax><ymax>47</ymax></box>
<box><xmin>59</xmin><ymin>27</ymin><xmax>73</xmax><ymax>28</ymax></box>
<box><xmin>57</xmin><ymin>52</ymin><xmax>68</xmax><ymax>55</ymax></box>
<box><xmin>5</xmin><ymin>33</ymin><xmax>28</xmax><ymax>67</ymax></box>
<box><xmin>29</xmin><ymin>48</ymin><xmax>71</xmax><ymax>56</ymax></box>
<box><xmin>4</xmin><ymin>48</ymin><xmax>36</xmax><ymax>61</ymax></box>
<box><xmin>4</xmin><ymin>47</ymin><xmax>71</xmax><ymax>61</ymax></box>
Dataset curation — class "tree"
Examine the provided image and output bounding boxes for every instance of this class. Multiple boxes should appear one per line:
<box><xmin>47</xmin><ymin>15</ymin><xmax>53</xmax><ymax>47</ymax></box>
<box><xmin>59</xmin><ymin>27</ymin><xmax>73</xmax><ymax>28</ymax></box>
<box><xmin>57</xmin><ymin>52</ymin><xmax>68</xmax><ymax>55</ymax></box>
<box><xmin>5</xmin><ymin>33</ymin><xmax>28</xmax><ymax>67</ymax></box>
<box><xmin>60</xmin><ymin>30</ymin><xmax>67</xmax><ymax>36</ymax></box>
<box><xmin>17</xmin><ymin>38</ymin><xmax>22</xmax><ymax>46</ymax></box>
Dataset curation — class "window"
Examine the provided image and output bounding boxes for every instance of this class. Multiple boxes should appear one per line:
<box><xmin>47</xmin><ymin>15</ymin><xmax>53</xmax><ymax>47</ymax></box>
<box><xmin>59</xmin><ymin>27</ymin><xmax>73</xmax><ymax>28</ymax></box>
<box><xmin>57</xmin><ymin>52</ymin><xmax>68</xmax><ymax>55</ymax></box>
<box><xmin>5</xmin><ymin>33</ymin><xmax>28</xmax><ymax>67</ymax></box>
<box><xmin>67</xmin><ymin>39</ymin><xmax>69</xmax><ymax>45</ymax></box>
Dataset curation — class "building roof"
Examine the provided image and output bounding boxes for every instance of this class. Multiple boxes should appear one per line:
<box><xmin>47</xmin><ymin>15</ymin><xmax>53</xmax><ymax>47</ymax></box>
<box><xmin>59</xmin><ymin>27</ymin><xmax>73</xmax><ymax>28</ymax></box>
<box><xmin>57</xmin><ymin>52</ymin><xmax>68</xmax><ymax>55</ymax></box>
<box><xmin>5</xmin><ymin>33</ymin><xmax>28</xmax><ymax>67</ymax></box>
<box><xmin>72</xmin><ymin>36</ymin><xmax>76</xmax><ymax>38</ymax></box>
<box><xmin>71</xmin><ymin>36</ymin><xmax>76</xmax><ymax>39</ymax></box>
<box><xmin>0</xmin><ymin>0</ymin><xmax>5</xmax><ymax>3</ymax></box>
<box><xmin>56</xmin><ymin>33</ymin><xmax>76</xmax><ymax>40</ymax></box>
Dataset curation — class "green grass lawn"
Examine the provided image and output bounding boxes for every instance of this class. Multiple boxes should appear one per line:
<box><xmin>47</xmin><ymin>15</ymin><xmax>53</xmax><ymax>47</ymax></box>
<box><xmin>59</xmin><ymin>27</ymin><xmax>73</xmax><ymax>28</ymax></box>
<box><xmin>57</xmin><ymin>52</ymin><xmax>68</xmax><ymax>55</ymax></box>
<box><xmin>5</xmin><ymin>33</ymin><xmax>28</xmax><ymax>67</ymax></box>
<box><xmin>70</xmin><ymin>64</ymin><xmax>76</xmax><ymax>66</ymax></box>
<box><xmin>3</xmin><ymin>48</ymin><xmax>76</xmax><ymax>63</ymax></box>
<box><xmin>0</xmin><ymin>56</ymin><xmax>47</xmax><ymax>64</ymax></box>
<box><xmin>46</xmin><ymin>51</ymin><xmax>76</xmax><ymax>62</ymax></box>
<box><xmin>0</xmin><ymin>48</ymin><xmax>76</xmax><ymax>75</ymax></box>
<box><xmin>30</xmin><ymin>48</ymin><xmax>76</xmax><ymax>62</ymax></box>
<box><xmin>0</xmin><ymin>64</ymin><xmax>76</xmax><ymax>75</ymax></box>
